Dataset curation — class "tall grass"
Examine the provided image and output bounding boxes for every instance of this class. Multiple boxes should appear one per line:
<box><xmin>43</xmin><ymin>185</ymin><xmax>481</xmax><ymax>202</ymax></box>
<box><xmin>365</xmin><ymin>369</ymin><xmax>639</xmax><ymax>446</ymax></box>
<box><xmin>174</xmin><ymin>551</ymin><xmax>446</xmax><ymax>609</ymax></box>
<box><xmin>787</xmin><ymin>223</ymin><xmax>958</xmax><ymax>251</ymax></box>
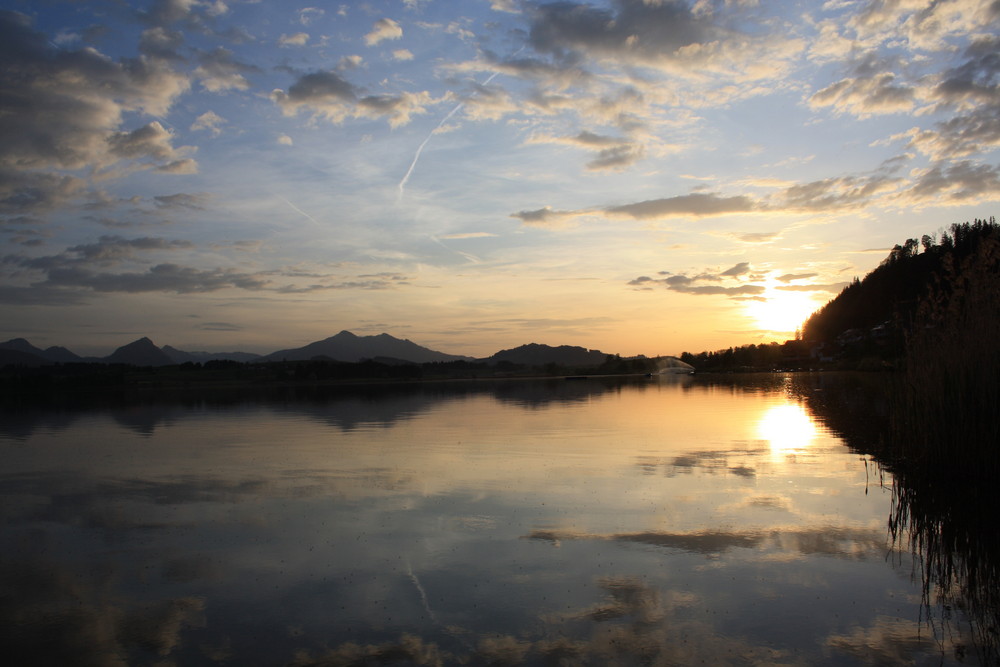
<box><xmin>888</xmin><ymin>466</ymin><xmax>1000</xmax><ymax>664</ymax></box>
<box><xmin>891</xmin><ymin>234</ymin><xmax>1000</xmax><ymax>473</ymax></box>
<box><xmin>887</xmin><ymin>232</ymin><xmax>1000</xmax><ymax>662</ymax></box>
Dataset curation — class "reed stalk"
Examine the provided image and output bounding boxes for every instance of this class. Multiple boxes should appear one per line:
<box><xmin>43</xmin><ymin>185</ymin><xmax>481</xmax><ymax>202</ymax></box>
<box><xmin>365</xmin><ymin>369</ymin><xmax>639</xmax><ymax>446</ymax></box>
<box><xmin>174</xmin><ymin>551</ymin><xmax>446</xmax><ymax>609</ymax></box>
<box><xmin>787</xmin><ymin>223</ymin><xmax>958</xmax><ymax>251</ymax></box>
<box><xmin>891</xmin><ymin>235</ymin><xmax>1000</xmax><ymax>473</ymax></box>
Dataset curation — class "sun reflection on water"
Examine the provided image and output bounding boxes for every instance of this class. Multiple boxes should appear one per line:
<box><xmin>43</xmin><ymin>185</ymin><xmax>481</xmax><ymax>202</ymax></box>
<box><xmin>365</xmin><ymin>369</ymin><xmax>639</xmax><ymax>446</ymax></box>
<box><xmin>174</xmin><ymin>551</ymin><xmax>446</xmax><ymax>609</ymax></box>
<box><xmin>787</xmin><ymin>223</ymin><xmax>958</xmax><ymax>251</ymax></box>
<box><xmin>757</xmin><ymin>403</ymin><xmax>818</xmax><ymax>456</ymax></box>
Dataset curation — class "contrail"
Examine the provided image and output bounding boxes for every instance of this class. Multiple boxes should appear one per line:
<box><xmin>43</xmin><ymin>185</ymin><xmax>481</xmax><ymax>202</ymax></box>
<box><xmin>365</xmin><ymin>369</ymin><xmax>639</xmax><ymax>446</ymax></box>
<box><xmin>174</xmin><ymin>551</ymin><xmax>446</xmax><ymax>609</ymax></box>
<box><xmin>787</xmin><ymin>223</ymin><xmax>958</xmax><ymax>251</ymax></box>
<box><xmin>276</xmin><ymin>194</ymin><xmax>320</xmax><ymax>225</ymax></box>
<box><xmin>406</xmin><ymin>560</ymin><xmax>437</xmax><ymax>624</ymax></box>
<box><xmin>397</xmin><ymin>59</ymin><xmax>513</xmax><ymax>201</ymax></box>
<box><xmin>396</xmin><ymin>102</ymin><xmax>467</xmax><ymax>200</ymax></box>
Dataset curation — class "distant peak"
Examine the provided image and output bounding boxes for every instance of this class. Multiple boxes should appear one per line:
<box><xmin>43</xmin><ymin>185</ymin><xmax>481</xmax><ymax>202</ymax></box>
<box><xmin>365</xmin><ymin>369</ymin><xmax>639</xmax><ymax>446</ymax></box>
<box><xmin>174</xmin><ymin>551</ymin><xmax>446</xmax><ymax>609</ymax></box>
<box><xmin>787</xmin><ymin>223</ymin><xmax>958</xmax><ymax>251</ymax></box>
<box><xmin>116</xmin><ymin>337</ymin><xmax>159</xmax><ymax>350</ymax></box>
<box><xmin>334</xmin><ymin>330</ymin><xmax>356</xmax><ymax>338</ymax></box>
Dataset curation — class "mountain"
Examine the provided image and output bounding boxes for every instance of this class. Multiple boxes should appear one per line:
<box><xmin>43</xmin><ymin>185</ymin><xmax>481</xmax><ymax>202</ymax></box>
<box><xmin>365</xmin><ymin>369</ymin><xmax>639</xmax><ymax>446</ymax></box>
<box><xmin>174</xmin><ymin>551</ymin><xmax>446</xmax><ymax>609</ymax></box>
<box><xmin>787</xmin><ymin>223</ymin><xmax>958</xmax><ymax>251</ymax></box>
<box><xmin>0</xmin><ymin>347</ymin><xmax>50</xmax><ymax>367</ymax></box>
<box><xmin>264</xmin><ymin>330</ymin><xmax>473</xmax><ymax>363</ymax></box>
<box><xmin>161</xmin><ymin>345</ymin><xmax>262</xmax><ymax>364</ymax></box>
<box><xmin>0</xmin><ymin>338</ymin><xmax>82</xmax><ymax>364</ymax></box>
<box><xmin>104</xmin><ymin>337</ymin><xmax>175</xmax><ymax>367</ymax></box>
<box><xmin>42</xmin><ymin>346</ymin><xmax>83</xmax><ymax>363</ymax></box>
<box><xmin>0</xmin><ymin>338</ymin><xmax>46</xmax><ymax>357</ymax></box>
<box><xmin>486</xmin><ymin>343</ymin><xmax>608</xmax><ymax>367</ymax></box>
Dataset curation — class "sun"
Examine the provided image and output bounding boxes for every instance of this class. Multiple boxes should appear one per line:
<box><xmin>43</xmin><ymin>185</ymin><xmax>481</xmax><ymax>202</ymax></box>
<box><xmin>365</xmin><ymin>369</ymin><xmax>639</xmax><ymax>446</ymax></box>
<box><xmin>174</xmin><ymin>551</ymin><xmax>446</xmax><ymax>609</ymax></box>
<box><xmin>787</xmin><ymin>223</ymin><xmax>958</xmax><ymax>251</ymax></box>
<box><xmin>745</xmin><ymin>284</ymin><xmax>821</xmax><ymax>334</ymax></box>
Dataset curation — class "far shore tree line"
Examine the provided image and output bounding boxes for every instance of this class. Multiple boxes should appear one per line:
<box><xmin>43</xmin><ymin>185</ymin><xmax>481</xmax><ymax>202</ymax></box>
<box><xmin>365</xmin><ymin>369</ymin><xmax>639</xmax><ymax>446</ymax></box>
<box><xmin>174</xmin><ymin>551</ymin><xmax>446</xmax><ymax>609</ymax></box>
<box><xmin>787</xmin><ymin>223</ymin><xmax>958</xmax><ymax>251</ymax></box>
<box><xmin>1</xmin><ymin>352</ymin><xmax>664</xmax><ymax>395</ymax></box>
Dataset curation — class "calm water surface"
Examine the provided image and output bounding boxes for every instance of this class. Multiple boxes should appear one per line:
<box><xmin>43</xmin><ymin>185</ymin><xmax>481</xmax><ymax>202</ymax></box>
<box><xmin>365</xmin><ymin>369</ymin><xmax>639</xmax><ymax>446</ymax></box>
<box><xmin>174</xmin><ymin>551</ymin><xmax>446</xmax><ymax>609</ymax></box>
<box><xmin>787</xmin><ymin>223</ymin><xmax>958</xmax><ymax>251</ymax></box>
<box><xmin>0</xmin><ymin>375</ymin><xmax>980</xmax><ymax>665</ymax></box>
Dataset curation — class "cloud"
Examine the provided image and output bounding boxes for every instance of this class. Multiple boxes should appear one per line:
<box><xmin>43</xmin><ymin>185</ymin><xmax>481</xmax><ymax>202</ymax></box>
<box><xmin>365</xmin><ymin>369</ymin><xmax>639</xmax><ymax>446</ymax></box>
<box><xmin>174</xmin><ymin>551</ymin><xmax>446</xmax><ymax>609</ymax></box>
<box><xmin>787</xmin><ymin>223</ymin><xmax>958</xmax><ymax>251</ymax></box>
<box><xmin>524</xmin><ymin>0</ymin><xmax>804</xmax><ymax>81</ymax></box>
<box><xmin>670</xmin><ymin>283</ymin><xmax>766</xmax><ymax>296</ymax></box>
<box><xmin>720</xmin><ymin>262</ymin><xmax>750</xmax><ymax>277</ymax></box>
<box><xmin>510</xmin><ymin>206</ymin><xmax>578</xmax><ymax>227</ymax></box>
<box><xmin>529</xmin><ymin>130</ymin><xmax>646</xmax><ymax>170</ymax></box>
<box><xmin>39</xmin><ymin>263</ymin><xmax>271</xmax><ymax>293</ymax></box>
<box><xmin>0</xmin><ymin>11</ymin><xmax>192</xmax><ymax>217</ymax></box>
<box><xmin>628</xmin><ymin>265</ymin><xmax>764</xmax><ymax>298</ymax></box>
<box><xmin>0</xmin><ymin>284</ymin><xmax>88</xmax><ymax>305</ymax></box>
<box><xmin>512</xmin><ymin>191</ymin><xmax>762</xmax><ymax>228</ymax></box>
<box><xmin>139</xmin><ymin>0</ymin><xmax>201</xmax><ymax>27</ymax></box>
<box><xmin>190</xmin><ymin>110</ymin><xmax>226</xmax><ymax>136</ymax></box>
<box><xmin>847</xmin><ymin>0</ymin><xmax>998</xmax><ymax>51</ymax></box>
<box><xmin>107</xmin><ymin>122</ymin><xmax>189</xmax><ymax>164</ymax></box>
<box><xmin>297</xmin><ymin>8</ymin><xmax>324</xmax><ymax>25</ymax></box>
<box><xmin>279</xmin><ymin>32</ymin><xmax>309</xmax><ymax>47</ymax></box>
<box><xmin>139</xmin><ymin>26</ymin><xmax>184</xmax><ymax>60</ymax></box>
<box><xmin>776</xmin><ymin>273</ymin><xmax>818</xmax><ymax>283</ymax></box>
<box><xmin>364</xmin><ymin>18</ymin><xmax>402</xmax><ymax>46</ymax></box>
<box><xmin>932</xmin><ymin>35</ymin><xmax>1000</xmax><ymax>111</ymax></box>
<box><xmin>777</xmin><ymin>282</ymin><xmax>849</xmax><ymax>293</ymax></box>
<box><xmin>3</xmin><ymin>234</ymin><xmax>420</xmax><ymax>300</ymax></box>
<box><xmin>439</xmin><ymin>232</ymin><xmax>498</xmax><ymax>239</ymax></box>
<box><xmin>887</xmin><ymin>38</ymin><xmax>1000</xmax><ymax>160</ymax></box>
<box><xmin>735</xmin><ymin>231</ymin><xmax>780</xmax><ymax>244</ymax></box>
<box><xmin>809</xmin><ymin>72</ymin><xmax>916</xmax><ymax>117</ymax></box>
<box><xmin>156</xmin><ymin>158</ymin><xmax>198</xmax><ymax>174</ymax></box>
<box><xmin>605</xmin><ymin>193</ymin><xmax>758</xmax><ymax>219</ymax></box>
<box><xmin>392</xmin><ymin>49</ymin><xmax>414</xmax><ymax>61</ymax></box>
<box><xmin>154</xmin><ymin>193</ymin><xmax>209</xmax><ymax>209</ymax></box>
<box><xmin>10</xmin><ymin>235</ymin><xmax>195</xmax><ymax>270</ymax></box>
<box><xmin>781</xmin><ymin>172</ymin><xmax>900</xmax><ymax>211</ymax></box>
<box><xmin>904</xmin><ymin>160</ymin><xmax>1000</xmax><ymax>204</ymax></box>
<box><xmin>0</xmin><ymin>171</ymin><xmax>84</xmax><ymax>214</ymax></box>
<box><xmin>272</xmin><ymin>70</ymin><xmax>432</xmax><ymax>127</ymax></box>
<box><xmin>194</xmin><ymin>47</ymin><xmax>255</xmax><ymax>92</ymax></box>
<box><xmin>197</xmin><ymin>321</ymin><xmax>243</xmax><ymax>331</ymax></box>
<box><xmin>490</xmin><ymin>0</ymin><xmax>520</xmax><ymax>13</ymax></box>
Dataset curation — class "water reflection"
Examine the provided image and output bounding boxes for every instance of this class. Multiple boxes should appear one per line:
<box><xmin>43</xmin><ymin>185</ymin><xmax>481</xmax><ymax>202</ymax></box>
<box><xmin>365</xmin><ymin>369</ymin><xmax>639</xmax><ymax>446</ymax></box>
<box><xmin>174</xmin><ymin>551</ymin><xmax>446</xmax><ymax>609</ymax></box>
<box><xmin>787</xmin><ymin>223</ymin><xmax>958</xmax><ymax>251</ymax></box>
<box><xmin>0</xmin><ymin>375</ymin><xmax>989</xmax><ymax>665</ymax></box>
<box><xmin>795</xmin><ymin>373</ymin><xmax>998</xmax><ymax>665</ymax></box>
<box><xmin>757</xmin><ymin>403</ymin><xmax>818</xmax><ymax>457</ymax></box>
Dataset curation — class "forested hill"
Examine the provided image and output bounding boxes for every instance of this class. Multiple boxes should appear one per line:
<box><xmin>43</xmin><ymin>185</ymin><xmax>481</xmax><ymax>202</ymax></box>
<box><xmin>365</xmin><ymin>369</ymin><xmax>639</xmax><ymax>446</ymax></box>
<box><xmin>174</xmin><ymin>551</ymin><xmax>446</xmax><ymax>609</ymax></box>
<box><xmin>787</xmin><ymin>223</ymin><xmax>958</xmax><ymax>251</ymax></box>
<box><xmin>801</xmin><ymin>217</ymin><xmax>999</xmax><ymax>344</ymax></box>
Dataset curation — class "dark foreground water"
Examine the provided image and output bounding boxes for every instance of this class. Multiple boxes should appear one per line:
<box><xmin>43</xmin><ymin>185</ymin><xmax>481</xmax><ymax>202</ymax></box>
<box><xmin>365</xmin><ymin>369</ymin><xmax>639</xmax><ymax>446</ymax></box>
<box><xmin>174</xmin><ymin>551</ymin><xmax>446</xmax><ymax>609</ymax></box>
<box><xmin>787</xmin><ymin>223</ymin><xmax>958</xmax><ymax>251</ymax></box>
<box><xmin>0</xmin><ymin>374</ymin><xmax>991</xmax><ymax>665</ymax></box>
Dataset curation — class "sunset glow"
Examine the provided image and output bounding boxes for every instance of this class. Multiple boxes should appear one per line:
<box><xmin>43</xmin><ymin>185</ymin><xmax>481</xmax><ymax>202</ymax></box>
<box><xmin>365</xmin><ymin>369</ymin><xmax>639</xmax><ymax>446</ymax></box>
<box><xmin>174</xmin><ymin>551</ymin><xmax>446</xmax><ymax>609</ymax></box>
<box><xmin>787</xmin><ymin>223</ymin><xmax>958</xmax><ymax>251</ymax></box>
<box><xmin>745</xmin><ymin>281</ymin><xmax>825</xmax><ymax>336</ymax></box>
<box><xmin>1</xmin><ymin>1</ymin><xmax>998</xmax><ymax>357</ymax></box>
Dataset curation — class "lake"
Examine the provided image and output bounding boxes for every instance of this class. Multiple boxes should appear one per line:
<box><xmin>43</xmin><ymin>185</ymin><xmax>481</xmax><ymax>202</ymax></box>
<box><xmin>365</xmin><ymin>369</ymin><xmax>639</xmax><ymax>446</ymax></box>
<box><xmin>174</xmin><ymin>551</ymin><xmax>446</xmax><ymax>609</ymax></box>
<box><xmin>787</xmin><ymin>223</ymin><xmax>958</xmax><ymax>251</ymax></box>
<box><xmin>0</xmin><ymin>373</ymin><xmax>991</xmax><ymax>665</ymax></box>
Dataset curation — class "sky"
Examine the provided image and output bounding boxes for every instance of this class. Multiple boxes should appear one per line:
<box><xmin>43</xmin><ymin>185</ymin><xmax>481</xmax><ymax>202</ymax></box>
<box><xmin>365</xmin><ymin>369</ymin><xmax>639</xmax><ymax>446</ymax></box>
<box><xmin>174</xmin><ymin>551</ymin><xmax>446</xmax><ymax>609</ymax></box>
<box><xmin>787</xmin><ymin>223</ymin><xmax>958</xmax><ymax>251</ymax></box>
<box><xmin>1</xmin><ymin>0</ymin><xmax>998</xmax><ymax>358</ymax></box>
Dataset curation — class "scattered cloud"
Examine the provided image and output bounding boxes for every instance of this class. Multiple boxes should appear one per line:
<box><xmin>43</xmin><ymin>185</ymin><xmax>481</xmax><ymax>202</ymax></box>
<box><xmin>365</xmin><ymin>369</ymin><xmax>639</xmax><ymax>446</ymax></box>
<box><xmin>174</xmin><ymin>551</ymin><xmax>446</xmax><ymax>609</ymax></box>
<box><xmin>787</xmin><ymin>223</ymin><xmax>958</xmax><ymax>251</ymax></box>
<box><xmin>279</xmin><ymin>32</ymin><xmax>309</xmax><ymax>47</ymax></box>
<box><xmin>190</xmin><ymin>111</ymin><xmax>226</xmax><ymax>136</ymax></box>
<box><xmin>439</xmin><ymin>232</ymin><xmax>498</xmax><ymax>239</ymax></box>
<box><xmin>297</xmin><ymin>8</ymin><xmax>324</xmax><ymax>26</ymax></box>
<box><xmin>606</xmin><ymin>193</ymin><xmax>758</xmax><ymax>220</ymax></box>
<box><xmin>364</xmin><ymin>18</ymin><xmax>402</xmax><ymax>46</ymax></box>
<box><xmin>510</xmin><ymin>206</ymin><xmax>578</xmax><ymax>227</ymax></box>
<box><xmin>777</xmin><ymin>282</ymin><xmax>849</xmax><ymax>293</ymax></box>
<box><xmin>529</xmin><ymin>130</ymin><xmax>646</xmax><ymax>170</ymax></box>
<box><xmin>194</xmin><ymin>48</ymin><xmax>256</xmax><ymax>92</ymax></box>
<box><xmin>524</xmin><ymin>0</ymin><xmax>805</xmax><ymax>82</ymax></box>
<box><xmin>776</xmin><ymin>273</ymin><xmax>818</xmax><ymax>283</ymax></box>
<box><xmin>628</xmin><ymin>263</ymin><xmax>764</xmax><ymax>299</ymax></box>
<box><xmin>735</xmin><ymin>232</ymin><xmax>781</xmax><ymax>244</ymax></box>
<box><xmin>153</xmin><ymin>193</ymin><xmax>210</xmax><ymax>210</ymax></box>
<box><xmin>272</xmin><ymin>70</ymin><xmax>433</xmax><ymax>127</ymax></box>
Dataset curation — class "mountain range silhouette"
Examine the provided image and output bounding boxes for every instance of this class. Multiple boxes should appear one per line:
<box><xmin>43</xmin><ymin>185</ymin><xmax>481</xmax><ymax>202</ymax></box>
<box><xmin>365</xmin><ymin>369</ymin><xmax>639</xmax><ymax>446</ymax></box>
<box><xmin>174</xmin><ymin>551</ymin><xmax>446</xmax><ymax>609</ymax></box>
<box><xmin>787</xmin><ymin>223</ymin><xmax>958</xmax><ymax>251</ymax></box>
<box><xmin>0</xmin><ymin>331</ymin><xmax>614</xmax><ymax>368</ymax></box>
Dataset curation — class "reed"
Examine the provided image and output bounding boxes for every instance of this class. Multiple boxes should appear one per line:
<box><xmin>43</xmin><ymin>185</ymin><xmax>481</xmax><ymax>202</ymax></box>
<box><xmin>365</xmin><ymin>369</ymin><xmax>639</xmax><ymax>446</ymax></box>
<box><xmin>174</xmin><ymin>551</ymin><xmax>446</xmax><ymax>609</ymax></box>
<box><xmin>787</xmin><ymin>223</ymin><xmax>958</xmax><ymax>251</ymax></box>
<box><xmin>890</xmin><ymin>234</ymin><xmax>1000</xmax><ymax>473</ymax></box>
<box><xmin>888</xmin><ymin>465</ymin><xmax>1000</xmax><ymax>664</ymax></box>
